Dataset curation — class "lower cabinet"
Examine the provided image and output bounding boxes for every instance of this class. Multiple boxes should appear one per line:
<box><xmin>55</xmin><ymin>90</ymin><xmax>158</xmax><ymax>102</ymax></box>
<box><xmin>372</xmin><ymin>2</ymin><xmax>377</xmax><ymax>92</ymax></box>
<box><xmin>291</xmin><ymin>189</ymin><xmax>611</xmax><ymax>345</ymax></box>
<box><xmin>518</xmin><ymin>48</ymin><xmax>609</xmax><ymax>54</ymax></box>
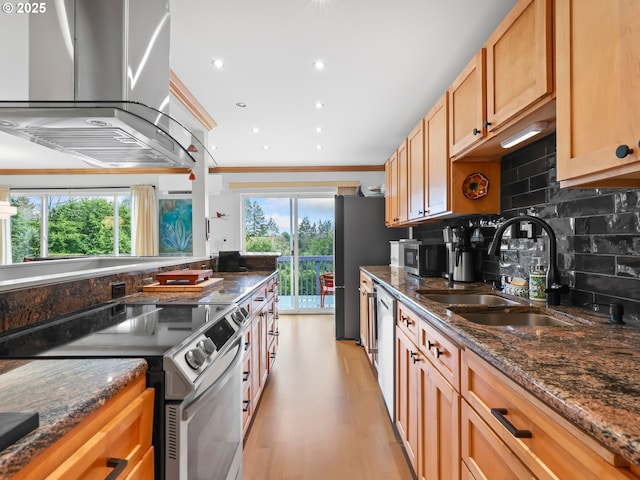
<box><xmin>392</xmin><ymin>298</ymin><xmax>640</xmax><ymax>480</ymax></box>
<box><xmin>359</xmin><ymin>271</ymin><xmax>375</xmax><ymax>365</ymax></box>
<box><xmin>243</xmin><ymin>275</ymin><xmax>279</xmax><ymax>439</ymax></box>
<box><xmin>395</xmin><ymin>301</ymin><xmax>461</xmax><ymax>480</ymax></box>
<box><xmin>15</xmin><ymin>376</ymin><xmax>154</xmax><ymax>480</ymax></box>
<box><xmin>462</xmin><ymin>349</ymin><xmax>640</xmax><ymax>480</ymax></box>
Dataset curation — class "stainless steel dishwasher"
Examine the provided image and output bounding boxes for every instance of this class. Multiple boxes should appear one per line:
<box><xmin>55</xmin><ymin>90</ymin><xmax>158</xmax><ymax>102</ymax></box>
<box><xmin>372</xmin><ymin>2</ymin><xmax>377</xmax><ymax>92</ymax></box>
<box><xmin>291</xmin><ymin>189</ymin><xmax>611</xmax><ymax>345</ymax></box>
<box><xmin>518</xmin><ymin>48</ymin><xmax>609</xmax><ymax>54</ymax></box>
<box><xmin>376</xmin><ymin>285</ymin><xmax>396</xmax><ymax>421</ymax></box>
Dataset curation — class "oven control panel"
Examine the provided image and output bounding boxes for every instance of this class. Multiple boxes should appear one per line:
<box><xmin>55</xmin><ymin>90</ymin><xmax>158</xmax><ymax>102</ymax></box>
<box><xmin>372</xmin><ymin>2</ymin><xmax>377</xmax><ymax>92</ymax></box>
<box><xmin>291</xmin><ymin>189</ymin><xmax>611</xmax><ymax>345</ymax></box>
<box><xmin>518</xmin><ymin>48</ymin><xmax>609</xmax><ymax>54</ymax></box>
<box><xmin>164</xmin><ymin>304</ymin><xmax>248</xmax><ymax>399</ymax></box>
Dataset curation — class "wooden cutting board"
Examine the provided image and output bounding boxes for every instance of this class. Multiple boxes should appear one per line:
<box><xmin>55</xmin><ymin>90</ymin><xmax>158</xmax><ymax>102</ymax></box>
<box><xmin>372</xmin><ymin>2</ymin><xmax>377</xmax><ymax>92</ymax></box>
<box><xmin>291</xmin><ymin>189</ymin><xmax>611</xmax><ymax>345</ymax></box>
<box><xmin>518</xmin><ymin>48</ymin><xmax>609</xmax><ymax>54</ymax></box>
<box><xmin>155</xmin><ymin>269</ymin><xmax>213</xmax><ymax>285</ymax></box>
<box><xmin>142</xmin><ymin>276</ymin><xmax>223</xmax><ymax>292</ymax></box>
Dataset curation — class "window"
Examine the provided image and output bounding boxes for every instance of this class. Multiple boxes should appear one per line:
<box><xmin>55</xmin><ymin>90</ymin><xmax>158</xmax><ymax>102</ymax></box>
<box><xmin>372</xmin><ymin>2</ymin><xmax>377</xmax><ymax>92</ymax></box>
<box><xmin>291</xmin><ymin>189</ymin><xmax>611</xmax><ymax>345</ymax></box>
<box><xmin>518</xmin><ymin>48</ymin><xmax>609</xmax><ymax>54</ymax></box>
<box><xmin>10</xmin><ymin>192</ymin><xmax>131</xmax><ymax>262</ymax></box>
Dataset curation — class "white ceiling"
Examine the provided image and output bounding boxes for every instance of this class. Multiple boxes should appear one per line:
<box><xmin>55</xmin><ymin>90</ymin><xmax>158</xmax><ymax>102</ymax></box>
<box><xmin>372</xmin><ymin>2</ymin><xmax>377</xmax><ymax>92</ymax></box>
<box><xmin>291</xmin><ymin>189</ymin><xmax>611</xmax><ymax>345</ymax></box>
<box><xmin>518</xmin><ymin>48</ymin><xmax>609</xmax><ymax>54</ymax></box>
<box><xmin>169</xmin><ymin>0</ymin><xmax>518</xmax><ymax>168</ymax></box>
<box><xmin>0</xmin><ymin>0</ymin><xmax>519</xmax><ymax>170</ymax></box>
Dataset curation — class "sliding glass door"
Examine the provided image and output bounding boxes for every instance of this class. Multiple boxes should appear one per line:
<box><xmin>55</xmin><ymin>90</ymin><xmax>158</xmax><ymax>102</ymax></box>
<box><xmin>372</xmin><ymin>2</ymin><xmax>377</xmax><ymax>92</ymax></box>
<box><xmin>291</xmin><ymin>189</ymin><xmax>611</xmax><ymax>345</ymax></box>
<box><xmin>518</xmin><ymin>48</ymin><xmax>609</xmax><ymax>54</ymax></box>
<box><xmin>243</xmin><ymin>194</ymin><xmax>334</xmax><ymax>313</ymax></box>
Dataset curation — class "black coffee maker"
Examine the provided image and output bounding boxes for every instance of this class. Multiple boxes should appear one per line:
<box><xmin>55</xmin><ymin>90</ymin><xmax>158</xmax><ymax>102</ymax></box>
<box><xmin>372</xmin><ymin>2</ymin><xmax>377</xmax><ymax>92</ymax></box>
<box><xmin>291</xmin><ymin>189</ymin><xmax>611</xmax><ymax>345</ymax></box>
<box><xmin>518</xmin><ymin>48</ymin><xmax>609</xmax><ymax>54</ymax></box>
<box><xmin>443</xmin><ymin>226</ymin><xmax>475</xmax><ymax>282</ymax></box>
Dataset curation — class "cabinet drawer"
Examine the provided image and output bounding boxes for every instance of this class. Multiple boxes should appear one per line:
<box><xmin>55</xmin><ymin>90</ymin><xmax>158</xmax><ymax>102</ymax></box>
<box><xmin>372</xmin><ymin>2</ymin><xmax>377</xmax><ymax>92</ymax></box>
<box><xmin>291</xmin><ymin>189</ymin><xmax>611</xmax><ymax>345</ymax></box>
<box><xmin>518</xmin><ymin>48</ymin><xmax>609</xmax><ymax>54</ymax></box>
<box><xmin>47</xmin><ymin>388</ymin><xmax>154</xmax><ymax>480</ymax></box>
<box><xmin>462</xmin><ymin>350</ymin><xmax>637</xmax><ymax>480</ymax></box>
<box><xmin>124</xmin><ymin>447</ymin><xmax>154</xmax><ymax>480</ymax></box>
<box><xmin>360</xmin><ymin>272</ymin><xmax>373</xmax><ymax>292</ymax></box>
<box><xmin>397</xmin><ymin>303</ymin><xmax>419</xmax><ymax>343</ymax></box>
<box><xmin>461</xmin><ymin>400</ymin><xmax>535</xmax><ymax>480</ymax></box>
<box><xmin>418</xmin><ymin>318</ymin><xmax>460</xmax><ymax>390</ymax></box>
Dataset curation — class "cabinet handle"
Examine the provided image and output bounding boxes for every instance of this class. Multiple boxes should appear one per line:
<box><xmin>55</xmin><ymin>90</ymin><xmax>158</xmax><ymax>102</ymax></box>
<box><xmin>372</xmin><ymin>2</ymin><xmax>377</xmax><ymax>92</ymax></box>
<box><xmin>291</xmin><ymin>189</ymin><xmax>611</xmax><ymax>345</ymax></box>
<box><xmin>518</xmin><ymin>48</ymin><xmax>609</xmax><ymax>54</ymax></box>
<box><xmin>410</xmin><ymin>351</ymin><xmax>421</xmax><ymax>364</ymax></box>
<box><xmin>244</xmin><ymin>341</ymin><xmax>251</xmax><ymax>351</ymax></box>
<box><xmin>434</xmin><ymin>348</ymin><xmax>444</xmax><ymax>358</ymax></box>
<box><xmin>268</xmin><ymin>330</ymin><xmax>280</xmax><ymax>336</ymax></box>
<box><xmin>483</xmin><ymin>120</ymin><xmax>492</xmax><ymax>128</ymax></box>
<box><xmin>270</xmin><ymin>352</ymin><xmax>276</xmax><ymax>359</ymax></box>
<box><xmin>105</xmin><ymin>458</ymin><xmax>128</xmax><ymax>480</ymax></box>
<box><xmin>427</xmin><ymin>340</ymin><xmax>435</xmax><ymax>350</ymax></box>
<box><xmin>615</xmin><ymin>144</ymin><xmax>634</xmax><ymax>158</ymax></box>
<box><xmin>243</xmin><ymin>371</ymin><xmax>250</xmax><ymax>382</ymax></box>
<box><xmin>491</xmin><ymin>408</ymin><xmax>532</xmax><ymax>438</ymax></box>
<box><xmin>243</xmin><ymin>400</ymin><xmax>251</xmax><ymax>412</ymax></box>
<box><xmin>472</xmin><ymin>128</ymin><xmax>482</xmax><ymax>136</ymax></box>
<box><xmin>254</xmin><ymin>297</ymin><xmax>265</xmax><ymax>302</ymax></box>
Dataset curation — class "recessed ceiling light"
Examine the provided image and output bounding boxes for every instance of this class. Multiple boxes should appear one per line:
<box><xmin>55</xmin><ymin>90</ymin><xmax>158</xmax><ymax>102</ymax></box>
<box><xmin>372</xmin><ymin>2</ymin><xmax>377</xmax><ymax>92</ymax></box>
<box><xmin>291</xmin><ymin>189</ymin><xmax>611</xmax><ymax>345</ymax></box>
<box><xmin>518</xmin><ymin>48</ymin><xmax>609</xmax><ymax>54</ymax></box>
<box><xmin>263</xmin><ymin>145</ymin><xmax>270</xmax><ymax>150</ymax></box>
<box><xmin>312</xmin><ymin>60</ymin><xmax>327</xmax><ymax>70</ymax></box>
<box><xmin>236</xmin><ymin>102</ymin><xmax>247</xmax><ymax>108</ymax></box>
<box><xmin>316</xmin><ymin>145</ymin><xmax>323</xmax><ymax>150</ymax></box>
<box><xmin>315</xmin><ymin>102</ymin><xmax>324</xmax><ymax>109</ymax></box>
<box><xmin>316</xmin><ymin>127</ymin><xmax>323</xmax><ymax>133</ymax></box>
<box><xmin>212</xmin><ymin>59</ymin><xmax>225</xmax><ymax>68</ymax></box>
<box><xmin>251</xmin><ymin>127</ymin><xmax>259</xmax><ymax>133</ymax></box>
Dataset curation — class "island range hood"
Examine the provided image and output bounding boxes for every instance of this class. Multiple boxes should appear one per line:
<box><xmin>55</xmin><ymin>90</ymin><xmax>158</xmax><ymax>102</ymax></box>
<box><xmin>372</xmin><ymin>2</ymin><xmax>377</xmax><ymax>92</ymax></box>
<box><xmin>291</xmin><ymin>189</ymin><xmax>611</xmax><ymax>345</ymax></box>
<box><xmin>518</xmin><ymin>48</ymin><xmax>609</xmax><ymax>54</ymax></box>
<box><xmin>0</xmin><ymin>0</ymin><xmax>205</xmax><ymax>169</ymax></box>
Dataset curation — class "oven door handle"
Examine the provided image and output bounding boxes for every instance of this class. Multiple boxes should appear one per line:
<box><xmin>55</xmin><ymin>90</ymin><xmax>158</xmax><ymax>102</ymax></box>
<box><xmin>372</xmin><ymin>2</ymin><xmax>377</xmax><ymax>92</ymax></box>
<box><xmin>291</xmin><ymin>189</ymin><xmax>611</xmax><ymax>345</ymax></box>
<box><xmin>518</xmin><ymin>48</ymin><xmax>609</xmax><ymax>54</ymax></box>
<box><xmin>183</xmin><ymin>337</ymin><xmax>243</xmax><ymax>421</ymax></box>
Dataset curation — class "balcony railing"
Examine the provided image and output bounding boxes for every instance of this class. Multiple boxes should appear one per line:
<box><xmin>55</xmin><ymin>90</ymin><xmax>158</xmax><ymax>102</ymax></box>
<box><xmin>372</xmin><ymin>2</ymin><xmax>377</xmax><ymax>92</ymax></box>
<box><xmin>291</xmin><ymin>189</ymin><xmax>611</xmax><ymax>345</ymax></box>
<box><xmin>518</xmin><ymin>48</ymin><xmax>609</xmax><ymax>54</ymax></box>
<box><xmin>276</xmin><ymin>255</ymin><xmax>334</xmax><ymax>309</ymax></box>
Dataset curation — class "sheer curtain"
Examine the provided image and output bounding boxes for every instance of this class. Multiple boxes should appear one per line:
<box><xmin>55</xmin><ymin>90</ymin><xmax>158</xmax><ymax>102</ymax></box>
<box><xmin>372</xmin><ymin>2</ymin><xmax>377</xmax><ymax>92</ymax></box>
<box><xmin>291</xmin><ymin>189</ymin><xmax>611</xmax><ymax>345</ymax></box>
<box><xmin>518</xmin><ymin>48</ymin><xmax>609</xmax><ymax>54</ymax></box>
<box><xmin>0</xmin><ymin>187</ymin><xmax>12</xmax><ymax>265</ymax></box>
<box><xmin>131</xmin><ymin>185</ymin><xmax>159</xmax><ymax>256</ymax></box>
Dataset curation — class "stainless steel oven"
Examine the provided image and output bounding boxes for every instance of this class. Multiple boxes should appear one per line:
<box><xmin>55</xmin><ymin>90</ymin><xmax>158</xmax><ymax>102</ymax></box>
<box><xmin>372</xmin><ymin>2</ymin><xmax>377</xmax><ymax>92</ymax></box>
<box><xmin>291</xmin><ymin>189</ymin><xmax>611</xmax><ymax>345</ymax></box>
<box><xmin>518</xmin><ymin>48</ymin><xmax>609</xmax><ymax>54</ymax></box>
<box><xmin>164</xmin><ymin>324</ymin><xmax>243</xmax><ymax>480</ymax></box>
<box><xmin>0</xmin><ymin>301</ymin><xmax>249</xmax><ymax>480</ymax></box>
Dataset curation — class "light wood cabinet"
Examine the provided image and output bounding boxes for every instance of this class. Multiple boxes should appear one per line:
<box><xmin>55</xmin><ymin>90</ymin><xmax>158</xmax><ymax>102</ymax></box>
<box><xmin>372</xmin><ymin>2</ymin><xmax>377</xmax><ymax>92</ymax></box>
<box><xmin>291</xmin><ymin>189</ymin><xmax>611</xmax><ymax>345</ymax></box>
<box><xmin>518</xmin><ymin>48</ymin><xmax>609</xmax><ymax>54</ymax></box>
<box><xmin>462</xmin><ymin>349</ymin><xmax>640</xmax><ymax>480</ymax></box>
<box><xmin>449</xmin><ymin>50</ymin><xmax>487</xmax><ymax>157</ymax></box>
<box><xmin>485</xmin><ymin>0</ymin><xmax>553</xmax><ymax>132</ymax></box>
<box><xmin>397</xmin><ymin>139</ymin><xmax>409</xmax><ymax>223</ymax></box>
<box><xmin>408</xmin><ymin>120</ymin><xmax>426</xmax><ymax>221</ymax></box>
<box><xmin>461</xmin><ymin>400</ymin><xmax>535</xmax><ymax>479</ymax></box>
<box><xmin>386</xmin><ymin>93</ymin><xmax>501</xmax><ymax>224</ymax></box>
<box><xmin>450</xmin><ymin>0</ymin><xmax>554</xmax><ymax>160</ymax></box>
<box><xmin>423</xmin><ymin>93</ymin><xmax>449</xmax><ymax>218</ymax></box>
<box><xmin>385</xmin><ymin>151</ymin><xmax>399</xmax><ymax>226</ymax></box>
<box><xmin>396</xmin><ymin>325</ymin><xmax>419</xmax><ymax>472</ymax></box>
<box><xmin>243</xmin><ymin>276</ymin><xmax>279</xmax><ymax>438</ymax></box>
<box><xmin>418</xmin><ymin>355</ymin><xmax>460</xmax><ymax>480</ymax></box>
<box><xmin>396</xmin><ymin>301</ymin><xmax>461</xmax><ymax>480</ymax></box>
<box><xmin>15</xmin><ymin>376</ymin><xmax>154</xmax><ymax>480</ymax></box>
<box><xmin>358</xmin><ymin>271</ymin><xmax>375</xmax><ymax>365</ymax></box>
<box><xmin>385</xmin><ymin>141</ymin><xmax>409</xmax><ymax>226</ymax></box>
<box><xmin>556</xmin><ymin>0</ymin><xmax>640</xmax><ymax>187</ymax></box>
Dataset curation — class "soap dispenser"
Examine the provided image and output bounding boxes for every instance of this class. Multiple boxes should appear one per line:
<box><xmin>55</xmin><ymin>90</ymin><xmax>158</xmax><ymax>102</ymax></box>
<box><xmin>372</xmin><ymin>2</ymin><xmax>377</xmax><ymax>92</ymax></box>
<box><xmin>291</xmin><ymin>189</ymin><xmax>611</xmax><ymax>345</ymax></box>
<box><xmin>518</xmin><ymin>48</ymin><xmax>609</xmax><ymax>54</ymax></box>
<box><xmin>529</xmin><ymin>257</ymin><xmax>546</xmax><ymax>301</ymax></box>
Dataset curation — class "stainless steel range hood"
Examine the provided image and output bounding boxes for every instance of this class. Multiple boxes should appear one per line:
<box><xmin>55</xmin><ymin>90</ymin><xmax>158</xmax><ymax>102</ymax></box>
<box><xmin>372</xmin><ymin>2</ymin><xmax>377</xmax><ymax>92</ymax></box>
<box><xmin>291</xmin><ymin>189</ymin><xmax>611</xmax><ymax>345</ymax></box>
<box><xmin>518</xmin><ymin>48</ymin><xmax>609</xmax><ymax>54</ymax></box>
<box><xmin>0</xmin><ymin>0</ymin><xmax>206</xmax><ymax>169</ymax></box>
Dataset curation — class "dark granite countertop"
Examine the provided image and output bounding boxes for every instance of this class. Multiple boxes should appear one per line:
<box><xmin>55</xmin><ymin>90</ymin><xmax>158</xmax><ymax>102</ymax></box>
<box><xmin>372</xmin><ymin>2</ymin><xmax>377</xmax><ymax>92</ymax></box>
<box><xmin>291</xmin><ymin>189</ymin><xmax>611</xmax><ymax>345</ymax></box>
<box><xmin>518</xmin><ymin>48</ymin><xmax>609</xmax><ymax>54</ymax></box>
<box><xmin>124</xmin><ymin>270</ymin><xmax>277</xmax><ymax>304</ymax></box>
<box><xmin>362</xmin><ymin>265</ymin><xmax>640</xmax><ymax>469</ymax></box>
<box><xmin>0</xmin><ymin>359</ymin><xmax>147</xmax><ymax>478</ymax></box>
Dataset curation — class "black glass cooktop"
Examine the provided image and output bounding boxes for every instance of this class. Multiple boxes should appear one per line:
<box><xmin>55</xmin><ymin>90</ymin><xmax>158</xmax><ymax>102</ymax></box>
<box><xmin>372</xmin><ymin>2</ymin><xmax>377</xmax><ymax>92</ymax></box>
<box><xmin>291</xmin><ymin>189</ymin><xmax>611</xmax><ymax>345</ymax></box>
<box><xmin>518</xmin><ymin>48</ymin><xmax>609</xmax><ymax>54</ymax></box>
<box><xmin>0</xmin><ymin>302</ymin><xmax>231</xmax><ymax>358</ymax></box>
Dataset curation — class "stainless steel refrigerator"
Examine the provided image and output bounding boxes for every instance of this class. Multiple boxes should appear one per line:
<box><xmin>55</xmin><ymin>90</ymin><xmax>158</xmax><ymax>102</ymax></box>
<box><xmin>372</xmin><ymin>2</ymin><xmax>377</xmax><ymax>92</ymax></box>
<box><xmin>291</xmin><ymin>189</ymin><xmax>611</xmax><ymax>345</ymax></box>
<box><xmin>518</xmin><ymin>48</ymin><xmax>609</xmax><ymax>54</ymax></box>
<box><xmin>334</xmin><ymin>195</ymin><xmax>407</xmax><ymax>339</ymax></box>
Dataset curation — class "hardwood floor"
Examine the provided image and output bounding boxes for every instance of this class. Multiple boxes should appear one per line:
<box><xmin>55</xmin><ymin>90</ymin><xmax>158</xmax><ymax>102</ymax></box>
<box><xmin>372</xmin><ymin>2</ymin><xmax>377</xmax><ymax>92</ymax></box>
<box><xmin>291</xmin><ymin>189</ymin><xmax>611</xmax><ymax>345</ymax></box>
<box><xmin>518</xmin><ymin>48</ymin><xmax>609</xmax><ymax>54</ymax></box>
<box><xmin>242</xmin><ymin>314</ymin><xmax>414</xmax><ymax>480</ymax></box>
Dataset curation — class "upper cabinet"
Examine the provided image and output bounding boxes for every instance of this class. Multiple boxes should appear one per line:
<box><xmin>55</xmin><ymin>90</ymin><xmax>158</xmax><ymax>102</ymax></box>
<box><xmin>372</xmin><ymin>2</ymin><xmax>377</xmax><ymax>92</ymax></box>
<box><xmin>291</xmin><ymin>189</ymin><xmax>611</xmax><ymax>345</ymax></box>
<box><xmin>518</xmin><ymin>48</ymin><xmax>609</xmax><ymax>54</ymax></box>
<box><xmin>397</xmin><ymin>140</ymin><xmax>409</xmax><ymax>223</ymax></box>
<box><xmin>385</xmin><ymin>151</ymin><xmax>398</xmax><ymax>226</ymax></box>
<box><xmin>449</xmin><ymin>50</ymin><xmax>487</xmax><ymax>158</ymax></box>
<box><xmin>385</xmin><ymin>0</ymin><xmax>558</xmax><ymax>225</ymax></box>
<box><xmin>386</xmin><ymin>143</ymin><xmax>408</xmax><ymax>227</ymax></box>
<box><xmin>407</xmin><ymin>121</ymin><xmax>425</xmax><ymax>221</ymax></box>
<box><xmin>423</xmin><ymin>94</ymin><xmax>450</xmax><ymax>218</ymax></box>
<box><xmin>449</xmin><ymin>0</ymin><xmax>555</xmax><ymax>160</ymax></box>
<box><xmin>556</xmin><ymin>0</ymin><xmax>640</xmax><ymax>187</ymax></box>
<box><xmin>485</xmin><ymin>0</ymin><xmax>553</xmax><ymax>132</ymax></box>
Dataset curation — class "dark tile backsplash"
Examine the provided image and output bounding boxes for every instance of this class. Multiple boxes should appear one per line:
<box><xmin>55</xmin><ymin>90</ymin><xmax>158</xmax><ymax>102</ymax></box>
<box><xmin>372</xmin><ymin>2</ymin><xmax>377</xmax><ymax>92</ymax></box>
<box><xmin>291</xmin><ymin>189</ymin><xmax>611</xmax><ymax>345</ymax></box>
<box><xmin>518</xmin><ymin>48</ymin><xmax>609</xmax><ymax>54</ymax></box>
<box><xmin>413</xmin><ymin>133</ymin><xmax>640</xmax><ymax>322</ymax></box>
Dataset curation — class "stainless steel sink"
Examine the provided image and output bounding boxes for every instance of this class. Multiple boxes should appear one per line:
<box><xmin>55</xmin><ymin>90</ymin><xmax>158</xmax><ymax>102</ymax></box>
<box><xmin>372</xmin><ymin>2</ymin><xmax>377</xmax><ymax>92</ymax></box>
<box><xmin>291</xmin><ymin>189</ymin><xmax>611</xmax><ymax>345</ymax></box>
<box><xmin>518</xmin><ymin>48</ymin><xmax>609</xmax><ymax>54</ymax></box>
<box><xmin>458</xmin><ymin>311</ymin><xmax>573</xmax><ymax>327</ymax></box>
<box><xmin>418</xmin><ymin>293</ymin><xmax>518</xmax><ymax>306</ymax></box>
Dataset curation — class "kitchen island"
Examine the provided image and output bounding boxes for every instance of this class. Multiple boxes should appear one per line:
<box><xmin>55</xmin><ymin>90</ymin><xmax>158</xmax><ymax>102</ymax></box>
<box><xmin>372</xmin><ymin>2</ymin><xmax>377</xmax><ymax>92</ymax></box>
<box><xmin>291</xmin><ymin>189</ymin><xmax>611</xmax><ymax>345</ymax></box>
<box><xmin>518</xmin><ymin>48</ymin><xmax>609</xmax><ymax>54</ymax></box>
<box><xmin>362</xmin><ymin>265</ymin><xmax>640</xmax><ymax>473</ymax></box>
<box><xmin>0</xmin><ymin>358</ymin><xmax>148</xmax><ymax>478</ymax></box>
<box><xmin>0</xmin><ymin>268</ymin><xmax>278</xmax><ymax>479</ymax></box>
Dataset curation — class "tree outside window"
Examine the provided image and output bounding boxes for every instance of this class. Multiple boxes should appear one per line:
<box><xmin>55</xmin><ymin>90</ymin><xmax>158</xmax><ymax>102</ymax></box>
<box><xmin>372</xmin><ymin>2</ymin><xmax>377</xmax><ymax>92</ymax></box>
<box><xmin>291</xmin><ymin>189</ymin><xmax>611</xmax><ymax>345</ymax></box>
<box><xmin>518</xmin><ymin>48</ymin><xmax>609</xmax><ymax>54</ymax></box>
<box><xmin>10</xmin><ymin>194</ymin><xmax>131</xmax><ymax>262</ymax></box>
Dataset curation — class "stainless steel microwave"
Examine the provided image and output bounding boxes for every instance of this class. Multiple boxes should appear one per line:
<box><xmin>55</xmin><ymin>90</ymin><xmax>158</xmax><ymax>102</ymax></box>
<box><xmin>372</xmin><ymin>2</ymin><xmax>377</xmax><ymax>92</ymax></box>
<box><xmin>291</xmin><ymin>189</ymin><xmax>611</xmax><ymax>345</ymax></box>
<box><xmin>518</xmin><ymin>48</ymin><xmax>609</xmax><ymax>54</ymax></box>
<box><xmin>403</xmin><ymin>242</ymin><xmax>445</xmax><ymax>277</ymax></box>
